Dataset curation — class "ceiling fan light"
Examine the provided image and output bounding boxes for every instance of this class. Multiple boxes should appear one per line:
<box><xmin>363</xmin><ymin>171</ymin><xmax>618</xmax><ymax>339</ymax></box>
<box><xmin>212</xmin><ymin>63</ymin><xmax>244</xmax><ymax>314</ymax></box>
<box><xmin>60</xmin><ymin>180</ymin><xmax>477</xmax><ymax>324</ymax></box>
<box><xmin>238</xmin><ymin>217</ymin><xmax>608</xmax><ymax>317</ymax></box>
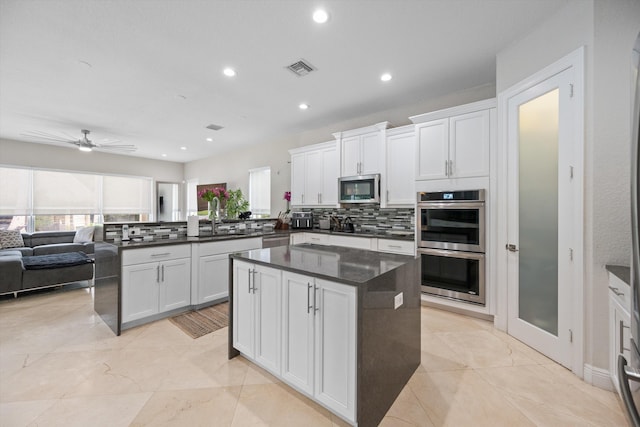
<box><xmin>78</xmin><ymin>146</ymin><xmax>92</xmax><ymax>152</ymax></box>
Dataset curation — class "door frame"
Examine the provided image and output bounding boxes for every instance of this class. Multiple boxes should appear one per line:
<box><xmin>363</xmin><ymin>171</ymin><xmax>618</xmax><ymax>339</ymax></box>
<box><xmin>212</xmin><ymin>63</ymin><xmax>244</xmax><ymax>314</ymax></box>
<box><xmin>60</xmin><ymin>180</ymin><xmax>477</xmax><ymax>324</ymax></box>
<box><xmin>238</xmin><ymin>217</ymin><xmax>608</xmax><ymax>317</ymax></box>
<box><xmin>495</xmin><ymin>46</ymin><xmax>585</xmax><ymax>377</ymax></box>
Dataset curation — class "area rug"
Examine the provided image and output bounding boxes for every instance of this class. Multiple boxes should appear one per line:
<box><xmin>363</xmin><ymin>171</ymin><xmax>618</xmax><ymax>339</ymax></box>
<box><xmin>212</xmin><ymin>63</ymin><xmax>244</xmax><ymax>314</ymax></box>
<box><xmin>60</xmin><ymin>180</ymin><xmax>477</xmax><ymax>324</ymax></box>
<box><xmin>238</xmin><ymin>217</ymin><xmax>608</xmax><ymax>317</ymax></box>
<box><xmin>169</xmin><ymin>302</ymin><xmax>229</xmax><ymax>339</ymax></box>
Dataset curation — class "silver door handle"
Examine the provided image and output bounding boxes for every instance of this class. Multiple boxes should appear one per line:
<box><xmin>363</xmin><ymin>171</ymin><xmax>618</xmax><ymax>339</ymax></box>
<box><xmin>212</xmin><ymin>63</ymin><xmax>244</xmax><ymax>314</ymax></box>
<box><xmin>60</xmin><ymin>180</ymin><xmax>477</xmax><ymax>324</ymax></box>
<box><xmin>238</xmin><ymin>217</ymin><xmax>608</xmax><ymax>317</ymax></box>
<box><xmin>307</xmin><ymin>283</ymin><xmax>312</xmax><ymax>314</ymax></box>
<box><xmin>506</xmin><ymin>244</ymin><xmax>519</xmax><ymax>252</ymax></box>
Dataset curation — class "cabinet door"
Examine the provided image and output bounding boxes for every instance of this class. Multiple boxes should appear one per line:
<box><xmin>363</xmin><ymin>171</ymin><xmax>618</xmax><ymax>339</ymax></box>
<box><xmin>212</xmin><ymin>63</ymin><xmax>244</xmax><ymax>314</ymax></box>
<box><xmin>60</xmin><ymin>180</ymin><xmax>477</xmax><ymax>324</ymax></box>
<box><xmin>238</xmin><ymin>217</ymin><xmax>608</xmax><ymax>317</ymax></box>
<box><xmin>233</xmin><ymin>260</ymin><xmax>254</xmax><ymax>357</ymax></box>
<box><xmin>159</xmin><ymin>258</ymin><xmax>191</xmax><ymax>312</ymax></box>
<box><xmin>416</xmin><ymin>118</ymin><xmax>449</xmax><ymax>180</ymax></box>
<box><xmin>341</xmin><ymin>136</ymin><xmax>361</xmax><ymax>176</ymax></box>
<box><xmin>281</xmin><ymin>271</ymin><xmax>315</xmax><ymax>395</ymax></box>
<box><xmin>314</xmin><ymin>279</ymin><xmax>357</xmax><ymax>423</ymax></box>
<box><xmin>122</xmin><ymin>262</ymin><xmax>159</xmax><ymax>323</ymax></box>
<box><xmin>305</xmin><ymin>150</ymin><xmax>323</xmax><ymax>206</ymax></box>
<box><xmin>449</xmin><ymin>109</ymin><xmax>490</xmax><ymax>178</ymax></box>
<box><xmin>386</xmin><ymin>132</ymin><xmax>415</xmax><ymax>205</ymax></box>
<box><xmin>360</xmin><ymin>132</ymin><xmax>382</xmax><ymax>175</ymax></box>
<box><xmin>254</xmin><ymin>265</ymin><xmax>282</xmax><ymax>375</ymax></box>
<box><xmin>320</xmin><ymin>147</ymin><xmax>338</xmax><ymax>205</ymax></box>
<box><xmin>291</xmin><ymin>153</ymin><xmax>306</xmax><ymax>206</ymax></box>
<box><xmin>198</xmin><ymin>253</ymin><xmax>229</xmax><ymax>304</ymax></box>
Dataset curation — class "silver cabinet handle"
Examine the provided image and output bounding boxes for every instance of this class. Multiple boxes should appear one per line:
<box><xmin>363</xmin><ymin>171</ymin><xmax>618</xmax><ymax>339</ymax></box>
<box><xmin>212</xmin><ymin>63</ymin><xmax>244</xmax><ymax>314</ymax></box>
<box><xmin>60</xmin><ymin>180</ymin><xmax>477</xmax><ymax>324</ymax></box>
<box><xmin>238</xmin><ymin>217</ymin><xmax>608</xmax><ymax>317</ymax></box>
<box><xmin>506</xmin><ymin>244</ymin><xmax>519</xmax><ymax>252</ymax></box>
<box><xmin>157</xmin><ymin>265</ymin><xmax>160</xmax><ymax>282</ymax></box>
<box><xmin>621</xmin><ymin>320</ymin><xmax>631</xmax><ymax>353</ymax></box>
<box><xmin>609</xmin><ymin>286</ymin><xmax>625</xmax><ymax>297</ymax></box>
<box><xmin>161</xmin><ymin>264</ymin><xmax>165</xmax><ymax>282</ymax></box>
<box><xmin>252</xmin><ymin>269</ymin><xmax>257</xmax><ymax>293</ymax></box>
<box><xmin>151</xmin><ymin>252</ymin><xmax>171</xmax><ymax>257</ymax></box>
<box><xmin>445</xmin><ymin>160</ymin><xmax>449</xmax><ymax>177</ymax></box>
<box><xmin>313</xmin><ymin>284</ymin><xmax>319</xmax><ymax>314</ymax></box>
<box><xmin>388</xmin><ymin>245</ymin><xmax>402</xmax><ymax>249</ymax></box>
<box><xmin>302</xmin><ymin>194</ymin><xmax>304</xmax><ymax>204</ymax></box>
<box><xmin>307</xmin><ymin>283</ymin><xmax>312</xmax><ymax>314</ymax></box>
<box><xmin>247</xmin><ymin>269</ymin><xmax>252</xmax><ymax>293</ymax></box>
<box><xmin>449</xmin><ymin>160</ymin><xmax>453</xmax><ymax>176</ymax></box>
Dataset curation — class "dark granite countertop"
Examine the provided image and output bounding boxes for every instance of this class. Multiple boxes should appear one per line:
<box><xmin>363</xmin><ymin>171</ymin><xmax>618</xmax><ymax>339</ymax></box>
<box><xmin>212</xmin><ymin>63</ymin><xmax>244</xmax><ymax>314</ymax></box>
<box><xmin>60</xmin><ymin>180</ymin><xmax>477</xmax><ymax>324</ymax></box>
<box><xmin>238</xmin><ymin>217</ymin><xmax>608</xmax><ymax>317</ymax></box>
<box><xmin>231</xmin><ymin>243</ymin><xmax>416</xmax><ymax>286</ymax></box>
<box><xmin>105</xmin><ymin>230</ymin><xmax>286</xmax><ymax>249</ymax></box>
<box><xmin>606</xmin><ymin>264</ymin><xmax>631</xmax><ymax>286</ymax></box>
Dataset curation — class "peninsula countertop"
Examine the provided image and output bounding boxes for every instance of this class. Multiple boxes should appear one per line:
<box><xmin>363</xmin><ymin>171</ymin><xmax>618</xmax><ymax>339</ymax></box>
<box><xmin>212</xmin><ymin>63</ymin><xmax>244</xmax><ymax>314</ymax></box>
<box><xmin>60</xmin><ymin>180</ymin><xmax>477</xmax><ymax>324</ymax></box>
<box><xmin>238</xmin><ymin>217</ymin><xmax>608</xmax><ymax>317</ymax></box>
<box><xmin>230</xmin><ymin>243</ymin><xmax>416</xmax><ymax>286</ymax></box>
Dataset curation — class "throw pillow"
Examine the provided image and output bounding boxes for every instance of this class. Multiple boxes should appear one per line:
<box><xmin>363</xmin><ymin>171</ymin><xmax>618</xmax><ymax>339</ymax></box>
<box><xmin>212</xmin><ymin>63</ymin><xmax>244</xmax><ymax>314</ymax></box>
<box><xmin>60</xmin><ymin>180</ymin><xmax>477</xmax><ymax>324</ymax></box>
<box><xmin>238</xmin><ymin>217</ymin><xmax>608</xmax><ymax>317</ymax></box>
<box><xmin>73</xmin><ymin>226</ymin><xmax>95</xmax><ymax>243</ymax></box>
<box><xmin>0</xmin><ymin>229</ymin><xmax>25</xmax><ymax>249</ymax></box>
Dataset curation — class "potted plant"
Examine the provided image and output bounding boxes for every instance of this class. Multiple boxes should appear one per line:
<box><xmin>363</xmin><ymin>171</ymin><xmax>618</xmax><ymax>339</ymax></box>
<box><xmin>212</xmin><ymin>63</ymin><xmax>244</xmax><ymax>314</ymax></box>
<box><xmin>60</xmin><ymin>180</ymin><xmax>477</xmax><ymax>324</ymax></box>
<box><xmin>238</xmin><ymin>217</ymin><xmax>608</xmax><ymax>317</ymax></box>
<box><xmin>225</xmin><ymin>189</ymin><xmax>250</xmax><ymax>219</ymax></box>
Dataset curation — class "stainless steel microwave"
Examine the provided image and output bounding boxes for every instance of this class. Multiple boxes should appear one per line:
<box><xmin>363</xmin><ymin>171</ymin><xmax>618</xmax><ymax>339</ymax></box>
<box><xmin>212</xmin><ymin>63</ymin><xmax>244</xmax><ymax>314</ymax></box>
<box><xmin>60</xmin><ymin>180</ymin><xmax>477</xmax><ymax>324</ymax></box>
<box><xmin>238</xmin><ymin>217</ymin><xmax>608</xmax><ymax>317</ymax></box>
<box><xmin>338</xmin><ymin>174</ymin><xmax>380</xmax><ymax>204</ymax></box>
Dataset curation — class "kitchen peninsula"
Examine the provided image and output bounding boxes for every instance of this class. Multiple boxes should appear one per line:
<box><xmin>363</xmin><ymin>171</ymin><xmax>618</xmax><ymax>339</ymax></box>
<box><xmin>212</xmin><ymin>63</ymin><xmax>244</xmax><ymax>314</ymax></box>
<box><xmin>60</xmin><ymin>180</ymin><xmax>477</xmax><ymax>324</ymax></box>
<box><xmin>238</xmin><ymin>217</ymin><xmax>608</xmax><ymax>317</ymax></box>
<box><xmin>229</xmin><ymin>244</ymin><xmax>420</xmax><ymax>427</ymax></box>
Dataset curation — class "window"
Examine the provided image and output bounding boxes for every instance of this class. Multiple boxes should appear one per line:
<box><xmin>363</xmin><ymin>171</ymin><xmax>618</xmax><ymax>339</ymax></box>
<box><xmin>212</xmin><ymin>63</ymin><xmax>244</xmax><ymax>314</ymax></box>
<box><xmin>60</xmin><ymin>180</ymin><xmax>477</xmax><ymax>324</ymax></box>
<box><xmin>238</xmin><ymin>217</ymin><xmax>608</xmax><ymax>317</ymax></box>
<box><xmin>0</xmin><ymin>166</ymin><xmax>152</xmax><ymax>231</ymax></box>
<box><xmin>249</xmin><ymin>167</ymin><xmax>271</xmax><ymax>218</ymax></box>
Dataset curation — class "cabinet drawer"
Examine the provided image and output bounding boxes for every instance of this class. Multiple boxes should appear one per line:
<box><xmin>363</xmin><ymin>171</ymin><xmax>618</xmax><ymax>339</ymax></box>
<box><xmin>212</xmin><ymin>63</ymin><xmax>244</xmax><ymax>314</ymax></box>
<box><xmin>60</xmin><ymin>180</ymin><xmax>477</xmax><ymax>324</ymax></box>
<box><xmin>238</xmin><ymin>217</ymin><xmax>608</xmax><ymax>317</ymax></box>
<box><xmin>377</xmin><ymin>239</ymin><xmax>414</xmax><ymax>255</ymax></box>
<box><xmin>122</xmin><ymin>244</ymin><xmax>191</xmax><ymax>266</ymax></box>
<box><xmin>329</xmin><ymin>234</ymin><xmax>373</xmax><ymax>250</ymax></box>
<box><xmin>306</xmin><ymin>233</ymin><xmax>329</xmax><ymax>245</ymax></box>
<box><xmin>199</xmin><ymin>237</ymin><xmax>262</xmax><ymax>257</ymax></box>
<box><xmin>608</xmin><ymin>271</ymin><xmax>631</xmax><ymax>310</ymax></box>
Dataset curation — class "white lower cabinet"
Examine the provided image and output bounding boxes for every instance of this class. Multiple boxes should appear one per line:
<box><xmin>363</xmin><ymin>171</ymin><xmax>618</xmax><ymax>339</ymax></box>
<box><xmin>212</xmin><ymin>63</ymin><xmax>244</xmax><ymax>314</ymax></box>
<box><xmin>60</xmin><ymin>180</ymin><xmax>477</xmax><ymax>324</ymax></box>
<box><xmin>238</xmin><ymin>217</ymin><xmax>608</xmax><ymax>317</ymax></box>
<box><xmin>194</xmin><ymin>238</ymin><xmax>262</xmax><ymax>305</ymax></box>
<box><xmin>233</xmin><ymin>260</ymin><xmax>282</xmax><ymax>375</ymax></box>
<box><xmin>122</xmin><ymin>244</ymin><xmax>191</xmax><ymax>323</ymax></box>
<box><xmin>281</xmin><ymin>271</ymin><xmax>357</xmax><ymax>424</ymax></box>
<box><xmin>608</xmin><ymin>273</ymin><xmax>631</xmax><ymax>393</ymax></box>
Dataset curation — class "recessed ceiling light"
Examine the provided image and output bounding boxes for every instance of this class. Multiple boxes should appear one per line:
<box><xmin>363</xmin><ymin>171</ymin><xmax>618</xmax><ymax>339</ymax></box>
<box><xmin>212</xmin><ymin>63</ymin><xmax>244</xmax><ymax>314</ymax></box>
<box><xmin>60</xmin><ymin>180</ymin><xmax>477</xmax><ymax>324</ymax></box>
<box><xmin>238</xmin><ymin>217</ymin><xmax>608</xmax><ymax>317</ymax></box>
<box><xmin>313</xmin><ymin>9</ymin><xmax>329</xmax><ymax>23</ymax></box>
<box><xmin>380</xmin><ymin>73</ymin><xmax>392</xmax><ymax>82</ymax></box>
<box><xmin>206</xmin><ymin>138</ymin><xmax>213</xmax><ymax>142</ymax></box>
<box><xmin>223</xmin><ymin>67</ymin><xmax>236</xmax><ymax>77</ymax></box>
<box><xmin>180</xmin><ymin>146</ymin><xmax>187</xmax><ymax>150</ymax></box>
<box><xmin>299</xmin><ymin>103</ymin><xmax>310</xmax><ymax>110</ymax></box>
<box><xmin>161</xmin><ymin>153</ymin><xmax>167</xmax><ymax>157</ymax></box>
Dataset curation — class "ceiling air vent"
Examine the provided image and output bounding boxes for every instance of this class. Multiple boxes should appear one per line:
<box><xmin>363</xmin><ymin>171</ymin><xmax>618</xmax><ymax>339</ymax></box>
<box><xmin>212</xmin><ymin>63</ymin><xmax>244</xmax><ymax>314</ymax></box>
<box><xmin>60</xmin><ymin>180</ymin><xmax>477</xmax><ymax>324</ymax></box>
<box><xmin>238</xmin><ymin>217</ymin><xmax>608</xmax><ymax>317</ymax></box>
<box><xmin>206</xmin><ymin>124</ymin><xmax>224</xmax><ymax>131</ymax></box>
<box><xmin>286</xmin><ymin>59</ymin><xmax>316</xmax><ymax>77</ymax></box>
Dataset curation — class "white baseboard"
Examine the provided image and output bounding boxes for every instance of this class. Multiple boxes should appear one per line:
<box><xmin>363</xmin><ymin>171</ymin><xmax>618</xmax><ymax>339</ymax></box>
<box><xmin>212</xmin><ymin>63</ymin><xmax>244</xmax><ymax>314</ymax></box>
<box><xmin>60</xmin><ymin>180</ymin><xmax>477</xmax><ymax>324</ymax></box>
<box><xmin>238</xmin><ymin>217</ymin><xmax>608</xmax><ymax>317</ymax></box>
<box><xmin>584</xmin><ymin>364</ymin><xmax>614</xmax><ymax>391</ymax></box>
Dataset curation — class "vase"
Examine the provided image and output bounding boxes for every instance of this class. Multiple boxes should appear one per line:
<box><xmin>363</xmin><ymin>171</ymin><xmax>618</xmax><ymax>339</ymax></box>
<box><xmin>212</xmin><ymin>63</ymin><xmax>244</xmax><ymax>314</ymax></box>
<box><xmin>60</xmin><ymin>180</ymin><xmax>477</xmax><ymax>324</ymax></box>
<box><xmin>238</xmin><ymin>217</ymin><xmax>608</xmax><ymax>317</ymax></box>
<box><xmin>208</xmin><ymin>198</ymin><xmax>220</xmax><ymax>221</ymax></box>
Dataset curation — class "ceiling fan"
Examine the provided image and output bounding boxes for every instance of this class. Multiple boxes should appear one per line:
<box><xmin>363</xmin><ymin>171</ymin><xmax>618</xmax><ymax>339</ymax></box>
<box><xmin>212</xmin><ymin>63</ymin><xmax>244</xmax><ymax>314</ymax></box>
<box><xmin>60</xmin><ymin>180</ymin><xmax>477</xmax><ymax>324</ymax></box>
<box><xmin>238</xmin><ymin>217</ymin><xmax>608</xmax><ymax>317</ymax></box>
<box><xmin>21</xmin><ymin>129</ymin><xmax>137</xmax><ymax>153</ymax></box>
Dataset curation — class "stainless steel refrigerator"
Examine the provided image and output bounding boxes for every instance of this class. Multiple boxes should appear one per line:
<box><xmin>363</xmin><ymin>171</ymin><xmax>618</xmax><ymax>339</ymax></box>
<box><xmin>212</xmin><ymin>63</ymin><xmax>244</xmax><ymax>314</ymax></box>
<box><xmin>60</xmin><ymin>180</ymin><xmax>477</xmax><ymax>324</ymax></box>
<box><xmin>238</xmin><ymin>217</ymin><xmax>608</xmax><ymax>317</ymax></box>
<box><xmin>619</xmin><ymin>31</ymin><xmax>640</xmax><ymax>427</ymax></box>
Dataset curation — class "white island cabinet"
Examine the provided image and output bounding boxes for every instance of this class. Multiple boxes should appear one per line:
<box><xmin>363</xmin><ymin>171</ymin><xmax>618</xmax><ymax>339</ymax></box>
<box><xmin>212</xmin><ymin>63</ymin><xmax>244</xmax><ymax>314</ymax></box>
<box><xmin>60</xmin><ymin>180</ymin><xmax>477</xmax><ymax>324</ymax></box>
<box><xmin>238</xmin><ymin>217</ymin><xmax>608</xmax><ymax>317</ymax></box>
<box><xmin>233</xmin><ymin>260</ymin><xmax>282</xmax><ymax>375</ymax></box>
<box><xmin>121</xmin><ymin>244</ymin><xmax>191</xmax><ymax>323</ymax></box>
<box><xmin>281</xmin><ymin>271</ymin><xmax>357</xmax><ymax>423</ymax></box>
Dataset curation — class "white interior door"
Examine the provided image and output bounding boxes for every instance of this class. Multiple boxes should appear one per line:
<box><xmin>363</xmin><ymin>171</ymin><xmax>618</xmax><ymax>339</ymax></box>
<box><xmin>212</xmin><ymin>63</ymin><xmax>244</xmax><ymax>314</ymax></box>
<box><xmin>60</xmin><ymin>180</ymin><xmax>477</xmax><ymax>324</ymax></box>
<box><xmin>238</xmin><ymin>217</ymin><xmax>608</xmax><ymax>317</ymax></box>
<box><xmin>506</xmin><ymin>66</ymin><xmax>576</xmax><ymax>368</ymax></box>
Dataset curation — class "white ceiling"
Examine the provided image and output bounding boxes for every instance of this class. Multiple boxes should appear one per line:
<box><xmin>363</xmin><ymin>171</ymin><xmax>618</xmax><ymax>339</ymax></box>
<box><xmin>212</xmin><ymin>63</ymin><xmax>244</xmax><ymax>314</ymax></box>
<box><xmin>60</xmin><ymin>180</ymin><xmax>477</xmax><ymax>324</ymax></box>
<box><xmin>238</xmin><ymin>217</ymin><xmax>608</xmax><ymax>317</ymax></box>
<box><xmin>0</xmin><ymin>0</ymin><xmax>567</xmax><ymax>163</ymax></box>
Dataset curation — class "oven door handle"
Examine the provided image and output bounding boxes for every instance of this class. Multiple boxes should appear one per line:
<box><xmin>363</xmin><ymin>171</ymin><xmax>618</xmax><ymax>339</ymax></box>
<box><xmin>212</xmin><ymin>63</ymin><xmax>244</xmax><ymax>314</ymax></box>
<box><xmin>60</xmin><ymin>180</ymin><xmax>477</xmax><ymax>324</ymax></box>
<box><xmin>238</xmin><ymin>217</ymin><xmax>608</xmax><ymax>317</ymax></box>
<box><xmin>417</xmin><ymin>201</ymin><xmax>485</xmax><ymax>209</ymax></box>
<box><xmin>418</xmin><ymin>247</ymin><xmax>485</xmax><ymax>260</ymax></box>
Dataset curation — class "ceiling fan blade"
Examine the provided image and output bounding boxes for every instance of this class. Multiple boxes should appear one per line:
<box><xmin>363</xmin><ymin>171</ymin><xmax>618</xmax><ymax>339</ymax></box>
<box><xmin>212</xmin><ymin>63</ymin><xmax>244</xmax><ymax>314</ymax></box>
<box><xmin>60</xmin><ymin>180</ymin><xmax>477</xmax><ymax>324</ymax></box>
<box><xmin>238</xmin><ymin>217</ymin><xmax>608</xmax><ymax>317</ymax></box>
<box><xmin>21</xmin><ymin>131</ymin><xmax>71</xmax><ymax>143</ymax></box>
<box><xmin>96</xmin><ymin>145</ymin><xmax>137</xmax><ymax>152</ymax></box>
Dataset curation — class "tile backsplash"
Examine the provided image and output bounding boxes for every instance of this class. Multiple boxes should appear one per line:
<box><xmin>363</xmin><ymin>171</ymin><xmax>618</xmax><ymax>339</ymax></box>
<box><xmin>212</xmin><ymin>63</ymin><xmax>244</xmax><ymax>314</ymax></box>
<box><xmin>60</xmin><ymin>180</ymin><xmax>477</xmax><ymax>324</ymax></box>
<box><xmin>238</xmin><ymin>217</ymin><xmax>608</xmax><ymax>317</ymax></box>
<box><xmin>295</xmin><ymin>207</ymin><xmax>415</xmax><ymax>233</ymax></box>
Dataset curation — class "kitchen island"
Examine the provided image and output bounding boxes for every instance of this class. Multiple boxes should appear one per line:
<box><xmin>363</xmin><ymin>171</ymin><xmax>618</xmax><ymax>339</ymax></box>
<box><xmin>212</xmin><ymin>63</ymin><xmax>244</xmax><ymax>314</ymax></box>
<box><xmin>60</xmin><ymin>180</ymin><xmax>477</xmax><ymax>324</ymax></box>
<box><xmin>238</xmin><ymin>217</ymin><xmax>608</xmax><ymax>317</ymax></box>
<box><xmin>229</xmin><ymin>244</ymin><xmax>420</xmax><ymax>427</ymax></box>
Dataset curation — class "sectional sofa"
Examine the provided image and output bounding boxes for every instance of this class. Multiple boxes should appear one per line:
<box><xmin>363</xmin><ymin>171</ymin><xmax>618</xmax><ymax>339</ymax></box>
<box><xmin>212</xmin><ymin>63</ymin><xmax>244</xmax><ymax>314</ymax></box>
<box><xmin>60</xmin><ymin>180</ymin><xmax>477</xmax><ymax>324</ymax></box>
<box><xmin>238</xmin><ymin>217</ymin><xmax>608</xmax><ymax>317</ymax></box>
<box><xmin>0</xmin><ymin>230</ymin><xmax>95</xmax><ymax>295</ymax></box>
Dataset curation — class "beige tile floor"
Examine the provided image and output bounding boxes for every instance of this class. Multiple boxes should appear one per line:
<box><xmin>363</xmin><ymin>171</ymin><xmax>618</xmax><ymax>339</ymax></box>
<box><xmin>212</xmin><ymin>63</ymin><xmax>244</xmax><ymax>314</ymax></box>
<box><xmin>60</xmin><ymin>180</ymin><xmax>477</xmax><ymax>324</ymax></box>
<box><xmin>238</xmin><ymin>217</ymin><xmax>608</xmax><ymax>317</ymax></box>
<box><xmin>0</xmin><ymin>284</ymin><xmax>628</xmax><ymax>427</ymax></box>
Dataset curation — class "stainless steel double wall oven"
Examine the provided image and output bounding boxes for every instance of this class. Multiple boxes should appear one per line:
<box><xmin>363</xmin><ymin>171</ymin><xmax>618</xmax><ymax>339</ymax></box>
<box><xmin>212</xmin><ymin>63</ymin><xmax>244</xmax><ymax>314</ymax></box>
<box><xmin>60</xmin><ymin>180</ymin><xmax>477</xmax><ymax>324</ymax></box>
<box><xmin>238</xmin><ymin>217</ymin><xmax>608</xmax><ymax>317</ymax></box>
<box><xmin>418</xmin><ymin>190</ymin><xmax>486</xmax><ymax>305</ymax></box>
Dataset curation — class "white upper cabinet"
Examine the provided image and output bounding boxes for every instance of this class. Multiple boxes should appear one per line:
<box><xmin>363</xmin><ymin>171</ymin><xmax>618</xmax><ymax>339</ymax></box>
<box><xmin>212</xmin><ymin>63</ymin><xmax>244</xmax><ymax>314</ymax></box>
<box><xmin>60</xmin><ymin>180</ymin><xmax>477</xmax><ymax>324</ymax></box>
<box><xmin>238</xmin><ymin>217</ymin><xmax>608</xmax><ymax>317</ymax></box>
<box><xmin>334</xmin><ymin>122</ymin><xmax>388</xmax><ymax>177</ymax></box>
<box><xmin>411</xmin><ymin>99</ymin><xmax>495</xmax><ymax>182</ymax></box>
<box><xmin>384</xmin><ymin>125</ymin><xmax>415</xmax><ymax>206</ymax></box>
<box><xmin>289</xmin><ymin>141</ymin><xmax>338</xmax><ymax>207</ymax></box>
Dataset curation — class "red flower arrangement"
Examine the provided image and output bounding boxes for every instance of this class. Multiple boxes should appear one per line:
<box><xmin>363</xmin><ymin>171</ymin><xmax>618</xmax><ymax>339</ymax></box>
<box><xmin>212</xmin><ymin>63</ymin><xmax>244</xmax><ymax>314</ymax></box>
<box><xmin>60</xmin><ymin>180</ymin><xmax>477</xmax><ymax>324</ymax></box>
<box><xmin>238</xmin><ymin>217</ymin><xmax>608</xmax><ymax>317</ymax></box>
<box><xmin>198</xmin><ymin>187</ymin><xmax>229</xmax><ymax>202</ymax></box>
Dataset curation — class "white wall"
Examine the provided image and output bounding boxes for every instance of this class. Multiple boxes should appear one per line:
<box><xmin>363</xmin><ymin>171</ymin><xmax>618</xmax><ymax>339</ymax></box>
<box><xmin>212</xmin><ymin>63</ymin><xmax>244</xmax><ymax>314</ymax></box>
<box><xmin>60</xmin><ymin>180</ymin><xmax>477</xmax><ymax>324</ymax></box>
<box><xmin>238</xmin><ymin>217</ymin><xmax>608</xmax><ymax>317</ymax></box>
<box><xmin>184</xmin><ymin>83</ymin><xmax>496</xmax><ymax>217</ymax></box>
<box><xmin>0</xmin><ymin>137</ymin><xmax>184</xmax><ymax>182</ymax></box>
<box><xmin>496</xmin><ymin>0</ymin><xmax>640</xmax><ymax>371</ymax></box>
